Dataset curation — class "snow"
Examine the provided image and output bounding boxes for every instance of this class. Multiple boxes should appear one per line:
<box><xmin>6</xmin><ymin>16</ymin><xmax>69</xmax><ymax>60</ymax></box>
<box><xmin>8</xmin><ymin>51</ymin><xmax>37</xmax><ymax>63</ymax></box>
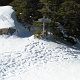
<box><xmin>10</xmin><ymin>61</ymin><xmax>80</xmax><ymax>80</ymax></box>
<box><xmin>0</xmin><ymin>6</ymin><xmax>80</xmax><ymax>80</ymax></box>
<box><xmin>0</xmin><ymin>6</ymin><xmax>28</xmax><ymax>37</ymax></box>
<box><xmin>0</xmin><ymin>6</ymin><xmax>15</xmax><ymax>29</ymax></box>
<box><xmin>0</xmin><ymin>35</ymin><xmax>80</xmax><ymax>80</ymax></box>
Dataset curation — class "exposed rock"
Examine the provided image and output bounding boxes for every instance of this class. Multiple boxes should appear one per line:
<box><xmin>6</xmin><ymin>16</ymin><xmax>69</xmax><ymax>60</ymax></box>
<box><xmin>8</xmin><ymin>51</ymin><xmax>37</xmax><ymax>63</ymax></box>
<box><xmin>0</xmin><ymin>28</ymin><xmax>16</xmax><ymax>35</ymax></box>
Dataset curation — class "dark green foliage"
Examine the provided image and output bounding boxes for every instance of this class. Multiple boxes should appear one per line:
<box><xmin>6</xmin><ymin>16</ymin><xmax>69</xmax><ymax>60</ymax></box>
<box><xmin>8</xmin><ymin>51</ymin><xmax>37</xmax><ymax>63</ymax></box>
<box><xmin>34</xmin><ymin>30</ymin><xmax>42</xmax><ymax>38</ymax></box>
<box><xmin>0</xmin><ymin>0</ymin><xmax>80</xmax><ymax>40</ymax></box>
<box><xmin>0</xmin><ymin>0</ymin><xmax>14</xmax><ymax>6</ymax></box>
<box><xmin>10</xmin><ymin>0</ymin><xmax>28</xmax><ymax>23</ymax></box>
<box><xmin>57</xmin><ymin>1</ymin><xmax>80</xmax><ymax>38</ymax></box>
<box><xmin>10</xmin><ymin>0</ymin><xmax>41</xmax><ymax>24</ymax></box>
<box><xmin>33</xmin><ymin>21</ymin><xmax>43</xmax><ymax>27</ymax></box>
<box><xmin>49</xmin><ymin>22</ymin><xmax>62</xmax><ymax>40</ymax></box>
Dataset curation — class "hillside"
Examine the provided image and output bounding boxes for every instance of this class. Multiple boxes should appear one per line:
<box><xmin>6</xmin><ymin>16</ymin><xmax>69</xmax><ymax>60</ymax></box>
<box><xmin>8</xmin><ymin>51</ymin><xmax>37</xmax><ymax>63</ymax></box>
<box><xmin>0</xmin><ymin>6</ymin><xmax>80</xmax><ymax>80</ymax></box>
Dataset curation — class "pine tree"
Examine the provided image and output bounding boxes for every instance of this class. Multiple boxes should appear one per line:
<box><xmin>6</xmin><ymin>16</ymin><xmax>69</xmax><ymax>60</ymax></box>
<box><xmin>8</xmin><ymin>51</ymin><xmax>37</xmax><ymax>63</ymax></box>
<box><xmin>0</xmin><ymin>0</ymin><xmax>14</xmax><ymax>6</ymax></box>
<box><xmin>10</xmin><ymin>0</ymin><xmax>41</xmax><ymax>24</ymax></box>
<box><xmin>58</xmin><ymin>0</ymin><xmax>80</xmax><ymax>37</ymax></box>
<box><xmin>38</xmin><ymin>0</ymin><xmax>52</xmax><ymax>17</ymax></box>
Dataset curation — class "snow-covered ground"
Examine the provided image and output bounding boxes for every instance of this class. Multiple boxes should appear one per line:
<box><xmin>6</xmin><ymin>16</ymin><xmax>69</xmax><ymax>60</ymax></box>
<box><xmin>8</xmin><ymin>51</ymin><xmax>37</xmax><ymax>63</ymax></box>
<box><xmin>0</xmin><ymin>35</ymin><xmax>80</xmax><ymax>80</ymax></box>
<box><xmin>0</xmin><ymin>6</ymin><xmax>80</xmax><ymax>80</ymax></box>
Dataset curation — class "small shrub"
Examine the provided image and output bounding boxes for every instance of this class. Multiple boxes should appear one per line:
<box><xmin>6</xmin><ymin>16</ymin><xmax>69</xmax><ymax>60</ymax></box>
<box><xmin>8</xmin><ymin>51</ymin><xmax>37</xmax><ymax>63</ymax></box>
<box><xmin>34</xmin><ymin>30</ymin><xmax>42</xmax><ymax>38</ymax></box>
<box><xmin>53</xmin><ymin>35</ymin><xmax>59</xmax><ymax>40</ymax></box>
<box><xmin>33</xmin><ymin>21</ymin><xmax>43</xmax><ymax>27</ymax></box>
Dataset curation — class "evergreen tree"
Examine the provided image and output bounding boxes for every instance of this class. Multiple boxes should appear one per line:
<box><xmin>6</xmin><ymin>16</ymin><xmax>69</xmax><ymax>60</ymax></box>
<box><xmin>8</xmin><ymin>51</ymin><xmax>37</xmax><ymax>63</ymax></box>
<box><xmin>2</xmin><ymin>0</ymin><xmax>80</xmax><ymax>40</ymax></box>
<box><xmin>0</xmin><ymin>0</ymin><xmax>14</xmax><ymax>6</ymax></box>
<box><xmin>10</xmin><ymin>0</ymin><xmax>41</xmax><ymax>24</ymax></box>
<box><xmin>10</xmin><ymin>0</ymin><xmax>28</xmax><ymax>23</ymax></box>
<box><xmin>38</xmin><ymin>0</ymin><xmax>52</xmax><ymax>17</ymax></box>
<box><xmin>58</xmin><ymin>0</ymin><xmax>80</xmax><ymax>37</ymax></box>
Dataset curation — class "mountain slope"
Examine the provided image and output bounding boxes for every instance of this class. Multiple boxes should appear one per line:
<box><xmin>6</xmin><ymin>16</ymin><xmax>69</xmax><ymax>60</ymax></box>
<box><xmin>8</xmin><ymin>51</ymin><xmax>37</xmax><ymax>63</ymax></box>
<box><xmin>0</xmin><ymin>6</ymin><xmax>80</xmax><ymax>80</ymax></box>
<box><xmin>0</xmin><ymin>35</ymin><xmax>80</xmax><ymax>80</ymax></box>
<box><xmin>0</xmin><ymin>6</ymin><xmax>15</xmax><ymax>29</ymax></box>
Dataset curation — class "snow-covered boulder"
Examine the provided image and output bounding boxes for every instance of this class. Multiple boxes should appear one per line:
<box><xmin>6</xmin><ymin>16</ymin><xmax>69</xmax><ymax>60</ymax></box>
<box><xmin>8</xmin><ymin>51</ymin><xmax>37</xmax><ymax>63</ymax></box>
<box><xmin>0</xmin><ymin>6</ymin><xmax>16</xmax><ymax>35</ymax></box>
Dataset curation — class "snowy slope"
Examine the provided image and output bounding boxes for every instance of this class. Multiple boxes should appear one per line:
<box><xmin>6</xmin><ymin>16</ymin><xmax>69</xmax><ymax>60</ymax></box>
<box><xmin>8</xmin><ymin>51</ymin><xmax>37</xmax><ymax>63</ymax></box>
<box><xmin>0</xmin><ymin>6</ymin><xmax>80</xmax><ymax>80</ymax></box>
<box><xmin>0</xmin><ymin>36</ymin><xmax>80</xmax><ymax>80</ymax></box>
<box><xmin>0</xmin><ymin>6</ymin><xmax>31</xmax><ymax>37</ymax></box>
<box><xmin>0</xmin><ymin>6</ymin><xmax>15</xmax><ymax>29</ymax></box>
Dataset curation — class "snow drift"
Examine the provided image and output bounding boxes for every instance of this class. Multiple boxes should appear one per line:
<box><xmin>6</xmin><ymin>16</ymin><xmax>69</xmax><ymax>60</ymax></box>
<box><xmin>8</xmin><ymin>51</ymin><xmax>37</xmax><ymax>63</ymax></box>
<box><xmin>0</xmin><ymin>6</ymin><xmax>31</xmax><ymax>37</ymax></box>
<box><xmin>0</xmin><ymin>6</ymin><xmax>15</xmax><ymax>29</ymax></box>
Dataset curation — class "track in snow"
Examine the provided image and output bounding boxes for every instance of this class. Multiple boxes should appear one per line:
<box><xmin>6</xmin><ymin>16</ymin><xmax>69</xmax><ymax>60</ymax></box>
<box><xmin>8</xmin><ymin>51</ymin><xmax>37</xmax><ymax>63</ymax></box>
<box><xmin>0</xmin><ymin>41</ymin><xmax>80</xmax><ymax>80</ymax></box>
